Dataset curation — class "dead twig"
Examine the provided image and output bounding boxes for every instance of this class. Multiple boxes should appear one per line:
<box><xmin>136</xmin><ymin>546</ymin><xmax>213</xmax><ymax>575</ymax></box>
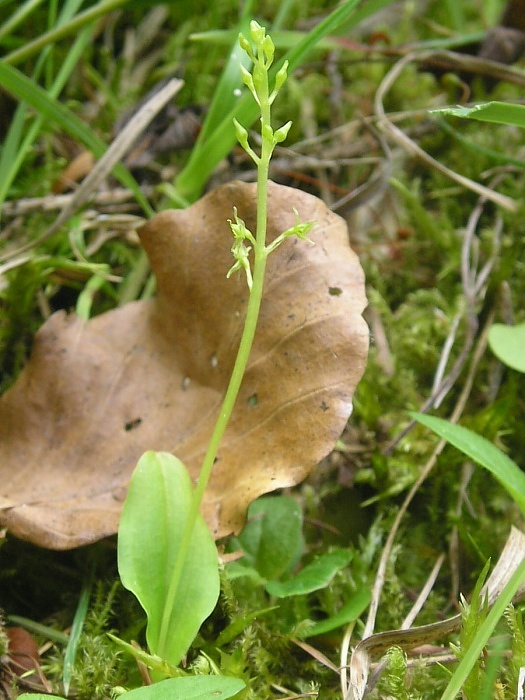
<box><xmin>1</xmin><ymin>186</ymin><xmax>156</xmax><ymax>219</ymax></box>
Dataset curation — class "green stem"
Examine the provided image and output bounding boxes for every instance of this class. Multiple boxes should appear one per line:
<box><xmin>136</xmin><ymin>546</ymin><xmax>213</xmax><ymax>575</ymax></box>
<box><xmin>158</xmin><ymin>35</ymin><xmax>275</xmax><ymax>658</ymax></box>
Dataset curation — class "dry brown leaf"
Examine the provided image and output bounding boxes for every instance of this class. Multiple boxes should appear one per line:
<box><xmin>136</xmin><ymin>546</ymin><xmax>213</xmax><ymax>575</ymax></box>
<box><xmin>0</xmin><ymin>181</ymin><xmax>368</xmax><ymax>549</ymax></box>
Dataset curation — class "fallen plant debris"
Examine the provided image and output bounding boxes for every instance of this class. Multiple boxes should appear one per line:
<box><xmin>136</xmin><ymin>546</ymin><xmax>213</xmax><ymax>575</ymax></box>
<box><xmin>0</xmin><ymin>180</ymin><xmax>368</xmax><ymax>549</ymax></box>
<box><xmin>346</xmin><ymin>527</ymin><xmax>525</xmax><ymax>699</ymax></box>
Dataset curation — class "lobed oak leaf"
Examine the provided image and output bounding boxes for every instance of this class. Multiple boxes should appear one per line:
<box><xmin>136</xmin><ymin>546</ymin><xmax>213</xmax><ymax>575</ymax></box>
<box><xmin>0</xmin><ymin>181</ymin><xmax>368</xmax><ymax>549</ymax></box>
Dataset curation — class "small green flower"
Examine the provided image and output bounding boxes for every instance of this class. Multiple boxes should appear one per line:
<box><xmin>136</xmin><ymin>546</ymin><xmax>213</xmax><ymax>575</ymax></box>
<box><xmin>273</xmin><ymin>120</ymin><xmax>292</xmax><ymax>144</ymax></box>
<box><xmin>249</xmin><ymin>20</ymin><xmax>265</xmax><ymax>47</ymax></box>
<box><xmin>227</xmin><ymin>208</ymin><xmax>255</xmax><ymax>288</ymax></box>
<box><xmin>233</xmin><ymin>119</ymin><xmax>258</xmax><ymax>163</ymax></box>
<box><xmin>239</xmin><ymin>64</ymin><xmax>257</xmax><ymax>101</ymax></box>
<box><xmin>238</xmin><ymin>32</ymin><xmax>254</xmax><ymax>60</ymax></box>
<box><xmin>230</xmin><ymin>24</ymin><xmax>313</xmax><ymax>279</ymax></box>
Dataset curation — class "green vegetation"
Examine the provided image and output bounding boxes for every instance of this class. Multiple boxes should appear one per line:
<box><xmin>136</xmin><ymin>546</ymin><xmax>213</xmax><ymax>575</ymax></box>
<box><xmin>1</xmin><ymin>1</ymin><xmax>525</xmax><ymax>699</ymax></box>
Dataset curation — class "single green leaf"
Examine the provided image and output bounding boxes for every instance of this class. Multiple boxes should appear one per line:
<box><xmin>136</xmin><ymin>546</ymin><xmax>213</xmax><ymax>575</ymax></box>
<box><xmin>223</xmin><ymin>561</ymin><xmax>265</xmax><ymax>584</ymax></box>
<box><xmin>17</xmin><ymin>676</ymin><xmax>246</xmax><ymax>700</ymax></box>
<box><xmin>232</xmin><ymin>495</ymin><xmax>304</xmax><ymax>581</ymax></box>
<box><xmin>488</xmin><ymin>323</ymin><xmax>525</xmax><ymax>373</ymax></box>
<box><xmin>411</xmin><ymin>414</ymin><xmax>525</xmax><ymax>516</ymax></box>
<box><xmin>190</xmin><ymin>29</ymin><xmax>342</xmax><ymax>51</ymax></box>
<box><xmin>118</xmin><ymin>452</ymin><xmax>220</xmax><ymax>666</ymax></box>
<box><xmin>302</xmin><ymin>587</ymin><xmax>372</xmax><ymax>638</ymax></box>
<box><xmin>432</xmin><ymin>101</ymin><xmax>525</xmax><ymax>128</ymax></box>
<box><xmin>265</xmin><ymin>549</ymin><xmax>353</xmax><ymax>598</ymax></box>
<box><xmin>63</xmin><ymin>574</ymin><xmax>93</xmax><ymax>695</ymax></box>
<box><xmin>121</xmin><ymin>677</ymin><xmax>246</xmax><ymax>700</ymax></box>
<box><xmin>3</xmin><ymin>0</ymin><xmax>130</xmax><ymax>66</ymax></box>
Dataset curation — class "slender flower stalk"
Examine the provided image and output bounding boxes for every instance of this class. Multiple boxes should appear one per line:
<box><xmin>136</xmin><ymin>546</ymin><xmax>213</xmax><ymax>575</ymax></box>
<box><xmin>158</xmin><ymin>21</ymin><xmax>312</xmax><ymax>653</ymax></box>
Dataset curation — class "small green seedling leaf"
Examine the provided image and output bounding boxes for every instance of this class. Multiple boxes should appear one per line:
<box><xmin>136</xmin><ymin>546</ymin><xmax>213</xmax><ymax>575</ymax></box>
<box><xmin>488</xmin><ymin>323</ymin><xmax>525</xmax><ymax>373</ymax></box>
<box><xmin>121</xmin><ymin>676</ymin><xmax>246</xmax><ymax>700</ymax></box>
<box><xmin>265</xmin><ymin>548</ymin><xmax>353</xmax><ymax>598</ymax></box>
<box><xmin>17</xmin><ymin>676</ymin><xmax>245</xmax><ymax>700</ymax></box>
<box><xmin>215</xmin><ymin>606</ymin><xmax>278</xmax><ymax>647</ymax></box>
<box><xmin>118</xmin><ymin>452</ymin><xmax>220</xmax><ymax>667</ymax></box>
<box><xmin>107</xmin><ymin>634</ymin><xmax>181</xmax><ymax>677</ymax></box>
<box><xmin>302</xmin><ymin>587</ymin><xmax>371</xmax><ymax>638</ymax></box>
<box><xmin>432</xmin><ymin>101</ymin><xmax>525</xmax><ymax>128</ymax></box>
<box><xmin>229</xmin><ymin>495</ymin><xmax>304</xmax><ymax>581</ymax></box>
<box><xmin>411</xmin><ymin>413</ymin><xmax>525</xmax><ymax>516</ymax></box>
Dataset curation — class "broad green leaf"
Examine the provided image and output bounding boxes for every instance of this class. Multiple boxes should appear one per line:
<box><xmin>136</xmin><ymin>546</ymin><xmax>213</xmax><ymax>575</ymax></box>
<box><xmin>432</xmin><ymin>101</ymin><xmax>525</xmax><ymax>129</ymax></box>
<box><xmin>265</xmin><ymin>549</ymin><xmax>353</xmax><ymax>598</ymax></box>
<box><xmin>411</xmin><ymin>413</ymin><xmax>525</xmax><ymax>516</ymax></box>
<box><xmin>122</xmin><ymin>677</ymin><xmax>246</xmax><ymax>700</ymax></box>
<box><xmin>488</xmin><ymin>323</ymin><xmax>525</xmax><ymax>373</ymax></box>
<box><xmin>118</xmin><ymin>452</ymin><xmax>220</xmax><ymax>666</ymax></box>
<box><xmin>231</xmin><ymin>495</ymin><xmax>304</xmax><ymax>581</ymax></box>
<box><xmin>17</xmin><ymin>676</ymin><xmax>246</xmax><ymax>700</ymax></box>
<box><xmin>303</xmin><ymin>587</ymin><xmax>371</xmax><ymax>638</ymax></box>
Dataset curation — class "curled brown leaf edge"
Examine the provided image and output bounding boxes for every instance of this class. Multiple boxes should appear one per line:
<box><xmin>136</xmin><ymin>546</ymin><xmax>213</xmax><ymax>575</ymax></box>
<box><xmin>0</xmin><ymin>181</ymin><xmax>369</xmax><ymax>549</ymax></box>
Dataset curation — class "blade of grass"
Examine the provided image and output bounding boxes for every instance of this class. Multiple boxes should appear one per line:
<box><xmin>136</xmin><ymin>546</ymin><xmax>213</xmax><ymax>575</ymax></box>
<box><xmin>0</xmin><ymin>60</ymin><xmax>152</xmax><ymax>223</ymax></box>
<box><xmin>411</xmin><ymin>413</ymin><xmax>525</xmax><ymax>516</ymax></box>
<box><xmin>7</xmin><ymin>615</ymin><xmax>68</xmax><ymax>645</ymax></box>
<box><xmin>440</xmin><ymin>556</ymin><xmax>525</xmax><ymax>700</ymax></box>
<box><xmin>190</xmin><ymin>28</ymin><xmax>486</xmax><ymax>53</ymax></box>
<box><xmin>0</xmin><ymin>24</ymin><xmax>93</xmax><ymax>207</ymax></box>
<box><xmin>2</xmin><ymin>0</ymin><xmax>130</xmax><ymax>66</ymax></box>
<box><xmin>63</xmin><ymin>574</ymin><xmax>93</xmax><ymax>696</ymax></box>
<box><xmin>0</xmin><ymin>0</ymin><xmax>45</xmax><ymax>44</ymax></box>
